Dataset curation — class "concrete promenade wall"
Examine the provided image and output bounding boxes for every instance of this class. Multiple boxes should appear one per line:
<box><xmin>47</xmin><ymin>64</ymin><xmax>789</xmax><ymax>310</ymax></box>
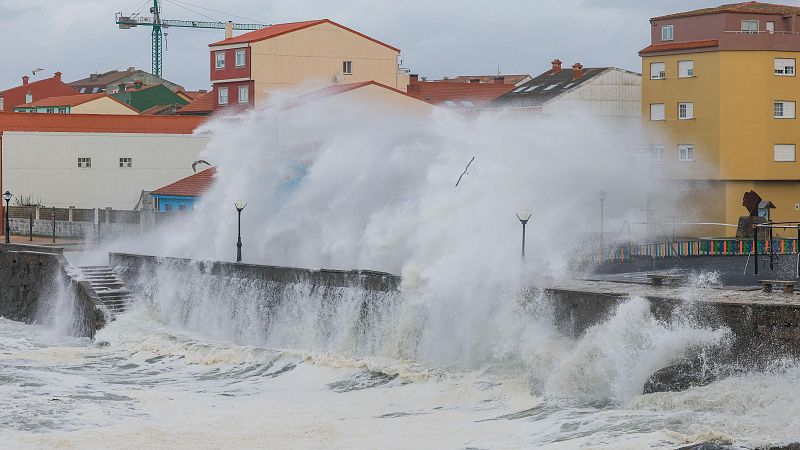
<box><xmin>0</xmin><ymin>245</ymin><xmax>102</xmax><ymax>337</ymax></box>
<box><xmin>109</xmin><ymin>253</ymin><xmax>401</xmax><ymax>293</ymax></box>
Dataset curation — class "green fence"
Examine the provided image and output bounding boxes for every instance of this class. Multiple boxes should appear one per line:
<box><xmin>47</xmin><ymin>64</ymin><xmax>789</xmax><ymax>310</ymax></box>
<box><xmin>606</xmin><ymin>238</ymin><xmax>799</xmax><ymax>261</ymax></box>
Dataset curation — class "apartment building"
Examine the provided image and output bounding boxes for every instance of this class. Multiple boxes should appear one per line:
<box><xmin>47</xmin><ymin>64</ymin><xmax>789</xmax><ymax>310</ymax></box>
<box><xmin>641</xmin><ymin>2</ymin><xmax>800</xmax><ymax>235</ymax></box>
<box><xmin>206</xmin><ymin>19</ymin><xmax>408</xmax><ymax>111</ymax></box>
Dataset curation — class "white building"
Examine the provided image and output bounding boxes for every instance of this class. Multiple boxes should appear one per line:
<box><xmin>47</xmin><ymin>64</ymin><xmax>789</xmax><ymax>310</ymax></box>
<box><xmin>0</xmin><ymin>113</ymin><xmax>208</xmax><ymax>210</ymax></box>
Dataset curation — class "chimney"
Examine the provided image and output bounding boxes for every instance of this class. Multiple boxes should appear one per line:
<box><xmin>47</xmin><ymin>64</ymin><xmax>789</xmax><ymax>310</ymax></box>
<box><xmin>469</xmin><ymin>78</ymin><xmax>480</xmax><ymax>83</ymax></box>
<box><xmin>225</xmin><ymin>21</ymin><xmax>234</xmax><ymax>39</ymax></box>
<box><xmin>127</xmin><ymin>67</ymin><xmax>135</xmax><ymax>72</ymax></box>
<box><xmin>90</xmin><ymin>73</ymin><xmax>99</xmax><ymax>81</ymax></box>
<box><xmin>54</xmin><ymin>71</ymin><xmax>62</xmax><ymax>81</ymax></box>
<box><xmin>493</xmin><ymin>76</ymin><xmax>504</xmax><ymax>84</ymax></box>
<box><xmin>551</xmin><ymin>59</ymin><xmax>562</xmax><ymax>74</ymax></box>
<box><xmin>409</xmin><ymin>74</ymin><xmax>419</xmax><ymax>84</ymax></box>
<box><xmin>572</xmin><ymin>63</ymin><xmax>584</xmax><ymax>80</ymax></box>
<box><xmin>22</xmin><ymin>75</ymin><xmax>29</xmax><ymax>85</ymax></box>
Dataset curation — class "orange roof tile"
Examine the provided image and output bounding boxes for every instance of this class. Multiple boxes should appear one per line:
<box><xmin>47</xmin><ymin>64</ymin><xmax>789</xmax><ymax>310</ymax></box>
<box><xmin>177</xmin><ymin>91</ymin><xmax>214</xmax><ymax>115</ymax></box>
<box><xmin>283</xmin><ymin>80</ymin><xmax>421</xmax><ymax>109</ymax></box>
<box><xmin>406</xmin><ymin>81</ymin><xmax>515</xmax><ymax>107</ymax></box>
<box><xmin>653</xmin><ymin>2</ymin><xmax>800</xmax><ymax>20</ymax></box>
<box><xmin>639</xmin><ymin>39</ymin><xmax>719</xmax><ymax>55</ymax></box>
<box><xmin>151</xmin><ymin>167</ymin><xmax>216</xmax><ymax>197</ymax></box>
<box><xmin>209</xmin><ymin>19</ymin><xmax>400</xmax><ymax>52</ymax></box>
<box><xmin>0</xmin><ymin>112</ymin><xmax>205</xmax><ymax>134</ymax></box>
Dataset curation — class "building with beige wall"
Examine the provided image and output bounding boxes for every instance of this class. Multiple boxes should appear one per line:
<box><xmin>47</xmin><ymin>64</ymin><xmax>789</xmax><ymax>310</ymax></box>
<box><xmin>206</xmin><ymin>19</ymin><xmax>408</xmax><ymax>111</ymax></box>
<box><xmin>641</xmin><ymin>2</ymin><xmax>800</xmax><ymax>236</ymax></box>
<box><xmin>14</xmin><ymin>93</ymin><xmax>138</xmax><ymax>115</ymax></box>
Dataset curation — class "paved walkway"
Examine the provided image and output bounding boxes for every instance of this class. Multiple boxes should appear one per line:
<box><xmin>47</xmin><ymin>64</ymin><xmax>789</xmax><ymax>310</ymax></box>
<box><xmin>3</xmin><ymin>233</ymin><xmax>82</xmax><ymax>246</ymax></box>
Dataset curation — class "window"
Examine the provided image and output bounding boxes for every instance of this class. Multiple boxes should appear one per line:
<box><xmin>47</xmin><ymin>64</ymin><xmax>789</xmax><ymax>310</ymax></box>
<box><xmin>215</xmin><ymin>51</ymin><xmax>226</xmax><ymax>69</ymax></box>
<box><xmin>523</xmin><ymin>85</ymin><xmax>539</xmax><ymax>92</ymax></box>
<box><xmin>678</xmin><ymin>60</ymin><xmax>694</xmax><ymax>78</ymax></box>
<box><xmin>741</xmin><ymin>20</ymin><xmax>759</xmax><ymax>34</ymax></box>
<box><xmin>0</xmin><ymin>97</ymin><xmax>4</xmax><ymax>111</ymax></box>
<box><xmin>79</xmin><ymin>88</ymin><xmax>86</xmax><ymax>94</ymax></box>
<box><xmin>119</xmin><ymin>157</ymin><xmax>132</xmax><ymax>168</ymax></box>
<box><xmin>235</xmin><ymin>49</ymin><xmax>246</xmax><ymax>67</ymax></box>
<box><xmin>58</xmin><ymin>108</ymin><xmax>67</xmax><ymax>113</ymax></box>
<box><xmin>178</xmin><ymin>205</ymin><xmax>187</xmax><ymax>211</ymax></box>
<box><xmin>92</xmin><ymin>87</ymin><xmax>101</xmax><ymax>93</ymax></box>
<box><xmin>775</xmin><ymin>58</ymin><xmax>796</xmax><ymax>76</ymax></box>
<box><xmin>662</xmin><ymin>25</ymin><xmax>674</xmax><ymax>41</ymax></box>
<box><xmin>77</xmin><ymin>157</ymin><xmax>92</xmax><ymax>168</ymax></box>
<box><xmin>767</xmin><ymin>21</ymin><xmax>775</xmax><ymax>34</ymax></box>
<box><xmin>46</xmin><ymin>108</ymin><xmax>55</xmax><ymax>114</ymax></box>
<box><xmin>25</xmin><ymin>92</ymin><xmax>32</xmax><ymax>103</ymax></box>
<box><xmin>165</xmin><ymin>204</ymin><xmax>173</xmax><ymax>212</ymax></box>
<box><xmin>543</xmin><ymin>84</ymin><xmax>559</xmax><ymax>91</ymax></box>
<box><xmin>461</xmin><ymin>100</ymin><xmax>474</xmax><ymax>107</ymax></box>
<box><xmin>342</xmin><ymin>61</ymin><xmax>352</xmax><ymax>75</ymax></box>
<box><xmin>678</xmin><ymin>102</ymin><xmax>694</xmax><ymax>119</ymax></box>
<box><xmin>218</xmin><ymin>87</ymin><xmax>228</xmax><ymax>105</ymax></box>
<box><xmin>650</xmin><ymin>62</ymin><xmax>666</xmax><ymax>79</ymax></box>
<box><xmin>651</xmin><ymin>144</ymin><xmax>666</xmax><ymax>161</ymax></box>
<box><xmin>650</xmin><ymin>103</ymin><xmax>665</xmax><ymax>121</ymax></box>
<box><xmin>238</xmin><ymin>85</ymin><xmax>249</xmax><ymax>103</ymax></box>
<box><xmin>444</xmin><ymin>100</ymin><xmax>457</xmax><ymax>107</ymax></box>
<box><xmin>775</xmin><ymin>101</ymin><xmax>796</xmax><ymax>118</ymax></box>
<box><xmin>512</xmin><ymin>86</ymin><xmax>527</xmax><ymax>93</ymax></box>
<box><xmin>678</xmin><ymin>144</ymin><xmax>695</xmax><ymax>161</ymax></box>
<box><xmin>774</xmin><ymin>144</ymin><xmax>796</xmax><ymax>162</ymax></box>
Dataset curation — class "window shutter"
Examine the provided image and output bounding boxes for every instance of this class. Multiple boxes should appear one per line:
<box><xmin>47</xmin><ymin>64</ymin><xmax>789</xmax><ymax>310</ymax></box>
<box><xmin>678</xmin><ymin>61</ymin><xmax>694</xmax><ymax>78</ymax></box>
<box><xmin>774</xmin><ymin>144</ymin><xmax>796</xmax><ymax>162</ymax></box>
<box><xmin>686</xmin><ymin>103</ymin><xmax>694</xmax><ymax>119</ymax></box>
<box><xmin>650</xmin><ymin>104</ymin><xmax>665</xmax><ymax>121</ymax></box>
<box><xmin>786</xmin><ymin>101</ymin><xmax>796</xmax><ymax>118</ymax></box>
<box><xmin>650</xmin><ymin>63</ymin><xmax>665</xmax><ymax>79</ymax></box>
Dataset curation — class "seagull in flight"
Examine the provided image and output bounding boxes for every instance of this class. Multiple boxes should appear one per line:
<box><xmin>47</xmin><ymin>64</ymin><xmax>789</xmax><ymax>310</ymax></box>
<box><xmin>455</xmin><ymin>156</ymin><xmax>475</xmax><ymax>187</ymax></box>
<box><xmin>32</xmin><ymin>68</ymin><xmax>44</xmax><ymax>76</ymax></box>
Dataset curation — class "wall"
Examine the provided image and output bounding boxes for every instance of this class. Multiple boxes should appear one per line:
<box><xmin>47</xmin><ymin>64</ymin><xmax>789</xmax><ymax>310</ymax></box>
<box><xmin>544</xmin><ymin>69</ymin><xmax>642</xmax><ymax>118</ymax></box>
<box><xmin>71</xmin><ymin>97</ymin><xmax>138</xmax><ymax>115</ymax></box>
<box><xmin>248</xmin><ymin>21</ymin><xmax>402</xmax><ymax>101</ymax></box>
<box><xmin>151</xmin><ymin>194</ymin><xmax>197</xmax><ymax>212</ymax></box>
<box><xmin>2</xmin><ymin>131</ymin><xmax>210</xmax><ymax>209</ymax></box>
<box><xmin>0</xmin><ymin>248</ymin><xmax>101</xmax><ymax>337</ymax></box>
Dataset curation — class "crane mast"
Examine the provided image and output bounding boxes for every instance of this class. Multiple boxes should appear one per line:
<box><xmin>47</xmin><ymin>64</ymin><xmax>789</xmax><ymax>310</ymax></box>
<box><xmin>116</xmin><ymin>0</ymin><xmax>267</xmax><ymax>78</ymax></box>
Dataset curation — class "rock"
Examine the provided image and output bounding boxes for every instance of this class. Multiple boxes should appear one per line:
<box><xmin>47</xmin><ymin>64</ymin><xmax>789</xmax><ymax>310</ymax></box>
<box><xmin>643</xmin><ymin>358</ymin><xmax>720</xmax><ymax>394</ymax></box>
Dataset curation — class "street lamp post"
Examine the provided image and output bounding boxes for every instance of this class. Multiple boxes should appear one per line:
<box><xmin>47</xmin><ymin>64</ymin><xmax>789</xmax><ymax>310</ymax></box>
<box><xmin>234</xmin><ymin>200</ymin><xmax>247</xmax><ymax>263</ymax></box>
<box><xmin>3</xmin><ymin>191</ymin><xmax>12</xmax><ymax>244</ymax></box>
<box><xmin>597</xmin><ymin>190</ymin><xmax>608</xmax><ymax>255</ymax></box>
<box><xmin>516</xmin><ymin>209</ymin><xmax>532</xmax><ymax>259</ymax></box>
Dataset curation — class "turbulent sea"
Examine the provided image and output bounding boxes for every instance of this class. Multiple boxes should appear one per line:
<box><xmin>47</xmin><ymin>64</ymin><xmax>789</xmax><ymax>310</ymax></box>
<box><xmin>2</xmin><ymin>299</ymin><xmax>800</xmax><ymax>450</ymax></box>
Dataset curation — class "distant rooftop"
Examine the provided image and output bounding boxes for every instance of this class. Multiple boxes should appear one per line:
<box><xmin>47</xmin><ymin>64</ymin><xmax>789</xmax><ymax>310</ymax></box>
<box><xmin>152</xmin><ymin>167</ymin><xmax>216</xmax><ymax>197</ymax></box>
<box><xmin>652</xmin><ymin>1</ymin><xmax>800</xmax><ymax>20</ymax></box>
<box><xmin>406</xmin><ymin>76</ymin><xmax>514</xmax><ymax>108</ymax></box>
<box><xmin>0</xmin><ymin>112</ymin><xmax>205</xmax><ymax>134</ymax></box>
<box><xmin>441</xmin><ymin>75</ymin><xmax>532</xmax><ymax>86</ymax></box>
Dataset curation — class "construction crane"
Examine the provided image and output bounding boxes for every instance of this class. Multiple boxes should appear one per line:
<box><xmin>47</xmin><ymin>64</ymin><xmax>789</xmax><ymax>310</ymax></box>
<box><xmin>115</xmin><ymin>0</ymin><xmax>267</xmax><ymax>77</ymax></box>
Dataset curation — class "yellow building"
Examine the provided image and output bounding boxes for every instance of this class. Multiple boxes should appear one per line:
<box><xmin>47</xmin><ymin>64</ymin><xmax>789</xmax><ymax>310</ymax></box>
<box><xmin>641</xmin><ymin>2</ymin><xmax>800</xmax><ymax>236</ymax></box>
<box><xmin>207</xmin><ymin>19</ymin><xmax>409</xmax><ymax>111</ymax></box>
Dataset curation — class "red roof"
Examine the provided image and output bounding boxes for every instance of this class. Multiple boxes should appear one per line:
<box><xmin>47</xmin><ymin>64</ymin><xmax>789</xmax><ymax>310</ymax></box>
<box><xmin>284</xmin><ymin>80</ymin><xmax>422</xmax><ymax>109</ymax></box>
<box><xmin>209</xmin><ymin>19</ymin><xmax>400</xmax><ymax>52</ymax></box>
<box><xmin>653</xmin><ymin>2</ymin><xmax>800</xmax><ymax>20</ymax></box>
<box><xmin>639</xmin><ymin>39</ymin><xmax>719</xmax><ymax>55</ymax></box>
<box><xmin>406</xmin><ymin>81</ymin><xmax>515</xmax><ymax>107</ymax></box>
<box><xmin>0</xmin><ymin>73</ymin><xmax>77</xmax><ymax>111</ymax></box>
<box><xmin>0</xmin><ymin>112</ymin><xmax>205</xmax><ymax>134</ymax></box>
<box><xmin>151</xmin><ymin>167</ymin><xmax>216</xmax><ymax>197</ymax></box>
<box><xmin>177</xmin><ymin>91</ymin><xmax>214</xmax><ymax>115</ymax></box>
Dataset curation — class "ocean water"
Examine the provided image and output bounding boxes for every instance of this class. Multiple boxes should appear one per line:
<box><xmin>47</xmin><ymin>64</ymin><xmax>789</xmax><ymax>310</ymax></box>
<box><xmin>2</xmin><ymin>295</ymin><xmax>799</xmax><ymax>450</ymax></box>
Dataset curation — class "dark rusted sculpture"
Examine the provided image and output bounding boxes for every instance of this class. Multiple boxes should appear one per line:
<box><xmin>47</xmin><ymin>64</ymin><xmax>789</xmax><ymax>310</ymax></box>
<box><xmin>742</xmin><ymin>190</ymin><xmax>762</xmax><ymax>217</ymax></box>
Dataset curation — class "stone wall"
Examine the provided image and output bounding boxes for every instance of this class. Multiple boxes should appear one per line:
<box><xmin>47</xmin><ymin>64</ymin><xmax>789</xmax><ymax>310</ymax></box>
<box><xmin>109</xmin><ymin>253</ymin><xmax>401</xmax><ymax>293</ymax></box>
<box><xmin>0</xmin><ymin>247</ymin><xmax>102</xmax><ymax>337</ymax></box>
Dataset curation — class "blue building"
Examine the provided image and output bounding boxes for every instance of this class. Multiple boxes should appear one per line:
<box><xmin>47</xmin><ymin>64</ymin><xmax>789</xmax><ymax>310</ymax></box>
<box><xmin>150</xmin><ymin>167</ymin><xmax>215</xmax><ymax>211</ymax></box>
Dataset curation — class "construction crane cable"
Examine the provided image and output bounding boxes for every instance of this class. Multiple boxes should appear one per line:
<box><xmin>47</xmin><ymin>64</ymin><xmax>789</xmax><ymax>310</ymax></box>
<box><xmin>161</xmin><ymin>0</ymin><xmax>220</xmax><ymax>22</ymax></box>
<box><xmin>167</xmin><ymin>0</ymin><xmax>266</xmax><ymax>24</ymax></box>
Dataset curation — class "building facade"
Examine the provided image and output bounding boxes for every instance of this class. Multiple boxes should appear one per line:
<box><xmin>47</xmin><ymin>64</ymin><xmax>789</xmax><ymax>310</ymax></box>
<box><xmin>0</xmin><ymin>72</ymin><xmax>77</xmax><ymax>112</ymax></box>
<box><xmin>207</xmin><ymin>19</ymin><xmax>408</xmax><ymax>111</ymax></box>
<box><xmin>14</xmin><ymin>93</ymin><xmax>138</xmax><ymax>115</ymax></box>
<box><xmin>0</xmin><ymin>114</ymin><xmax>208</xmax><ymax>214</ymax></box>
<box><xmin>641</xmin><ymin>2</ymin><xmax>800</xmax><ymax>235</ymax></box>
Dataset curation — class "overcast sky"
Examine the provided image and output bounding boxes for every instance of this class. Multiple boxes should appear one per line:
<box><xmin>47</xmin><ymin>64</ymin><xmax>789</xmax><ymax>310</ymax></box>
<box><xmin>1</xmin><ymin>0</ymin><xmax>721</xmax><ymax>91</ymax></box>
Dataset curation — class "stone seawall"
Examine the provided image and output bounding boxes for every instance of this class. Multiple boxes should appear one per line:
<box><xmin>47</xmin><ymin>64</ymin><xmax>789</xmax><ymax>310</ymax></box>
<box><xmin>109</xmin><ymin>253</ymin><xmax>401</xmax><ymax>293</ymax></box>
<box><xmin>0</xmin><ymin>246</ymin><xmax>102</xmax><ymax>337</ymax></box>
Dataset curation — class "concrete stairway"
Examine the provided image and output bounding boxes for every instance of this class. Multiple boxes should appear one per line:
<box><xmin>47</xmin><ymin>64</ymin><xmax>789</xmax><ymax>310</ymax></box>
<box><xmin>74</xmin><ymin>266</ymin><xmax>133</xmax><ymax>316</ymax></box>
